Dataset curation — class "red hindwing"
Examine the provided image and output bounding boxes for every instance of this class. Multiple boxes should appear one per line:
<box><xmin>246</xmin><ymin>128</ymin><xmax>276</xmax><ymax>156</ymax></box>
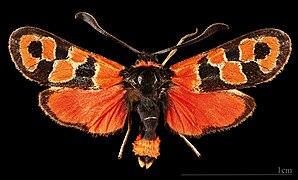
<box><xmin>39</xmin><ymin>85</ymin><xmax>128</xmax><ymax>135</ymax></box>
<box><xmin>166</xmin><ymin>86</ymin><xmax>255</xmax><ymax>136</ymax></box>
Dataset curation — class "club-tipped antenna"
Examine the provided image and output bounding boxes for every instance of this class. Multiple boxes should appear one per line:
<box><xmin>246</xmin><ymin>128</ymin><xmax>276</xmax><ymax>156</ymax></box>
<box><xmin>75</xmin><ymin>12</ymin><xmax>141</xmax><ymax>54</ymax></box>
<box><xmin>153</xmin><ymin>23</ymin><xmax>229</xmax><ymax>55</ymax></box>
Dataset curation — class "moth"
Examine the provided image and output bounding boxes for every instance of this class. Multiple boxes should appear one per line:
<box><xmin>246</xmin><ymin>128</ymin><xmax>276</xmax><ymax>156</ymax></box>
<box><xmin>9</xmin><ymin>12</ymin><xmax>291</xmax><ymax>169</ymax></box>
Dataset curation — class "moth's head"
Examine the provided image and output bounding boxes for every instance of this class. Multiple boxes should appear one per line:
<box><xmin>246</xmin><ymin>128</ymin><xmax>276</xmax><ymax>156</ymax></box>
<box><xmin>136</xmin><ymin>52</ymin><xmax>159</xmax><ymax>64</ymax></box>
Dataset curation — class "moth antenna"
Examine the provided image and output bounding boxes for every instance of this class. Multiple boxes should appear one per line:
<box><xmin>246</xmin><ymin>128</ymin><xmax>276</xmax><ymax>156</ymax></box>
<box><xmin>162</xmin><ymin>28</ymin><xmax>199</xmax><ymax>66</ymax></box>
<box><xmin>75</xmin><ymin>12</ymin><xmax>141</xmax><ymax>54</ymax></box>
<box><xmin>153</xmin><ymin>23</ymin><xmax>229</xmax><ymax>55</ymax></box>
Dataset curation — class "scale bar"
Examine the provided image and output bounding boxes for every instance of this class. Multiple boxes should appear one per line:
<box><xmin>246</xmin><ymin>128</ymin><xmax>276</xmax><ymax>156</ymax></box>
<box><xmin>181</xmin><ymin>173</ymin><xmax>293</xmax><ymax>176</ymax></box>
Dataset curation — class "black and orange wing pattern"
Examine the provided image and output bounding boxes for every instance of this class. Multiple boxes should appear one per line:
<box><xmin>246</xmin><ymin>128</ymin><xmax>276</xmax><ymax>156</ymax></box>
<box><xmin>9</xmin><ymin>27</ymin><xmax>128</xmax><ymax>135</ymax></box>
<box><xmin>167</xmin><ymin>28</ymin><xmax>291</xmax><ymax>137</ymax></box>
<box><xmin>9</xmin><ymin>19</ymin><xmax>292</xmax><ymax>169</ymax></box>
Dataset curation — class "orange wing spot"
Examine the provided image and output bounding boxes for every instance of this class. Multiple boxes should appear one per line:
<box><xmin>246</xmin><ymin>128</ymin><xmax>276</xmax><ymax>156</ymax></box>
<box><xmin>93</xmin><ymin>55</ymin><xmax>125</xmax><ymax>88</ymax></box>
<box><xmin>19</xmin><ymin>35</ymin><xmax>39</xmax><ymax>71</ymax></box>
<box><xmin>92</xmin><ymin>54</ymin><xmax>125</xmax><ymax>70</ymax></box>
<box><xmin>170</xmin><ymin>54</ymin><xmax>205</xmax><ymax>90</ymax></box>
<box><xmin>40</xmin><ymin>37</ymin><xmax>56</xmax><ymax>60</ymax></box>
<box><xmin>69</xmin><ymin>47</ymin><xmax>89</xmax><ymax>63</ymax></box>
<box><xmin>166</xmin><ymin>87</ymin><xmax>250</xmax><ymax>136</ymax></box>
<box><xmin>132</xmin><ymin>135</ymin><xmax>160</xmax><ymax>159</ymax></box>
<box><xmin>207</xmin><ymin>48</ymin><xmax>226</xmax><ymax>65</ymax></box>
<box><xmin>171</xmin><ymin>65</ymin><xmax>201</xmax><ymax>90</ymax></box>
<box><xmin>44</xmin><ymin>85</ymin><xmax>127</xmax><ymax>134</ymax></box>
<box><xmin>95</xmin><ymin>68</ymin><xmax>123</xmax><ymax>88</ymax></box>
<box><xmin>239</xmin><ymin>38</ymin><xmax>256</xmax><ymax>62</ymax></box>
<box><xmin>49</xmin><ymin>61</ymin><xmax>74</xmax><ymax>82</ymax></box>
<box><xmin>221</xmin><ymin>61</ymin><xmax>247</xmax><ymax>84</ymax></box>
<box><xmin>258</xmin><ymin>37</ymin><xmax>280</xmax><ymax>73</ymax></box>
<box><xmin>95</xmin><ymin>75</ymin><xmax>123</xmax><ymax>89</ymax></box>
<box><xmin>170</xmin><ymin>54</ymin><xmax>205</xmax><ymax>71</ymax></box>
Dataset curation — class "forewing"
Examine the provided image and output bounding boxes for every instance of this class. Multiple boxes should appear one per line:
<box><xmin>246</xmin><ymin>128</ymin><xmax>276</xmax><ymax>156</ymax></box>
<box><xmin>169</xmin><ymin>28</ymin><xmax>291</xmax><ymax>92</ymax></box>
<box><xmin>9</xmin><ymin>26</ymin><xmax>125</xmax><ymax>89</ymax></box>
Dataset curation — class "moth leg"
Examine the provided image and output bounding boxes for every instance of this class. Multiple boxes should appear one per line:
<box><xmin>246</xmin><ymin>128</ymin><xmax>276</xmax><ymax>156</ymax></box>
<box><xmin>179</xmin><ymin>134</ymin><xmax>201</xmax><ymax>158</ymax></box>
<box><xmin>118</xmin><ymin>116</ymin><xmax>132</xmax><ymax>159</ymax></box>
<box><xmin>162</xmin><ymin>28</ymin><xmax>199</xmax><ymax>66</ymax></box>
